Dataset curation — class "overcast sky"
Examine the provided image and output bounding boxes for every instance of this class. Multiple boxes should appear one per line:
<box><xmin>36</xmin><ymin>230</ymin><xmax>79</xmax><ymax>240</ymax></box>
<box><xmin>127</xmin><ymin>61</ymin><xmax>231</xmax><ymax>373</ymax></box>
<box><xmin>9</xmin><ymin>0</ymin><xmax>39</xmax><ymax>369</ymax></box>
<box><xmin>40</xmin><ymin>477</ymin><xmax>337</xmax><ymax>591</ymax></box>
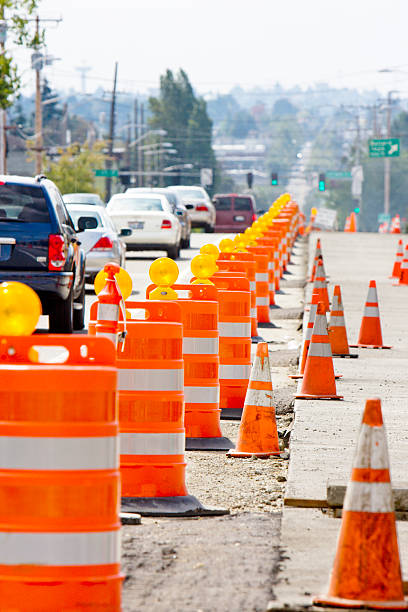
<box><xmin>14</xmin><ymin>0</ymin><xmax>408</xmax><ymax>96</ymax></box>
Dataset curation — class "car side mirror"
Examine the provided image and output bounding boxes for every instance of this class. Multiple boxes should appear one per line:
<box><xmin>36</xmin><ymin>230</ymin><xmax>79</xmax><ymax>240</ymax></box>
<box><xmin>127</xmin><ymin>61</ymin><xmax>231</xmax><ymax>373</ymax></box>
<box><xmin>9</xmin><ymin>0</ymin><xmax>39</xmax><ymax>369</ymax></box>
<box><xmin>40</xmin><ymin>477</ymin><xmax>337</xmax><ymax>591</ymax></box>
<box><xmin>77</xmin><ymin>216</ymin><xmax>98</xmax><ymax>231</ymax></box>
<box><xmin>120</xmin><ymin>228</ymin><xmax>132</xmax><ymax>237</ymax></box>
<box><xmin>176</xmin><ymin>209</ymin><xmax>183</xmax><ymax>216</ymax></box>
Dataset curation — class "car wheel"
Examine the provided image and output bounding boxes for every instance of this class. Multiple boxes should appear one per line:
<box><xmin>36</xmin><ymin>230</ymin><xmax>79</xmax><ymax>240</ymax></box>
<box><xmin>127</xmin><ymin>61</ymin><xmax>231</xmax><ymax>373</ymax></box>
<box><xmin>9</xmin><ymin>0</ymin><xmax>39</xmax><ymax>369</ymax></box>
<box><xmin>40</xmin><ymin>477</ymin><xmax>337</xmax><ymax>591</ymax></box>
<box><xmin>181</xmin><ymin>236</ymin><xmax>191</xmax><ymax>249</ymax></box>
<box><xmin>49</xmin><ymin>288</ymin><xmax>74</xmax><ymax>334</ymax></box>
<box><xmin>205</xmin><ymin>224</ymin><xmax>215</xmax><ymax>233</ymax></box>
<box><xmin>167</xmin><ymin>244</ymin><xmax>180</xmax><ymax>260</ymax></box>
<box><xmin>73</xmin><ymin>284</ymin><xmax>85</xmax><ymax>331</ymax></box>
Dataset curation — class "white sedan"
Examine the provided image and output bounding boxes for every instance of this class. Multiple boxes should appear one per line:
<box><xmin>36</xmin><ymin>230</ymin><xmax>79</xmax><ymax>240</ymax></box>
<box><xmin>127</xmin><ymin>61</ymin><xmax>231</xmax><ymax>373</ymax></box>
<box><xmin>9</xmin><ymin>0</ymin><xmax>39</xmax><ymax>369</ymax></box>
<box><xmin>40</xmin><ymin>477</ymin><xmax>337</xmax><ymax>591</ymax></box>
<box><xmin>106</xmin><ymin>193</ymin><xmax>182</xmax><ymax>259</ymax></box>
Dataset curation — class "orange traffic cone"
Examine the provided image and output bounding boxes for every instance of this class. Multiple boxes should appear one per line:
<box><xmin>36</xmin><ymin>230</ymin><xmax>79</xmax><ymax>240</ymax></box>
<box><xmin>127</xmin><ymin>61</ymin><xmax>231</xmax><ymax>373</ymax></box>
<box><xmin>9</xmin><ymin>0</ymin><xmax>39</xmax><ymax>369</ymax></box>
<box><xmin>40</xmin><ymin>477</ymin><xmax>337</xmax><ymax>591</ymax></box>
<box><xmin>308</xmin><ymin>238</ymin><xmax>322</xmax><ymax>283</ymax></box>
<box><xmin>227</xmin><ymin>342</ymin><xmax>280</xmax><ymax>458</ymax></box>
<box><xmin>295</xmin><ymin>302</ymin><xmax>343</xmax><ymax>400</ymax></box>
<box><xmin>394</xmin><ymin>244</ymin><xmax>408</xmax><ymax>285</ymax></box>
<box><xmin>314</xmin><ymin>398</ymin><xmax>407</xmax><ymax>610</ymax></box>
<box><xmin>348</xmin><ymin>211</ymin><xmax>357</xmax><ymax>232</ymax></box>
<box><xmin>329</xmin><ymin>285</ymin><xmax>358</xmax><ymax>359</ymax></box>
<box><xmin>390</xmin><ymin>239</ymin><xmax>403</xmax><ymax>278</ymax></box>
<box><xmin>350</xmin><ymin>281</ymin><xmax>391</xmax><ymax>349</ymax></box>
<box><xmin>310</xmin><ymin>258</ymin><xmax>330</xmax><ymax>312</ymax></box>
<box><xmin>391</xmin><ymin>214</ymin><xmax>401</xmax><ymax>234</ymax></box>
<box><xmin>344</xmin><ymin>216</ymin><xmax>350</xmax><ymax>232</ymax></box>
<box><xmin>290</xmin><ymin>289</ymin><xmax>320</xmax><ymax>380</ymax></box>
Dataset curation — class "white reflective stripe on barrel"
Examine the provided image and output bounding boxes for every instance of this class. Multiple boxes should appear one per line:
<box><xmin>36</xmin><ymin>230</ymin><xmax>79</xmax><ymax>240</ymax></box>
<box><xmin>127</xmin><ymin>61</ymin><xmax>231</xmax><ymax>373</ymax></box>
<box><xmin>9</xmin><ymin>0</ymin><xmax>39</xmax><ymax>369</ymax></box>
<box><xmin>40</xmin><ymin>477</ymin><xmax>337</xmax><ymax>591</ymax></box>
<box><xmin>308</xmin><ymin>342</ymin><xmax>332</xmax><ymax>358</ymax></box>
<box><xmin>97</xmin><ymin>303</ymin><xmax>119</xmax><ymax>321</ymax></box>
<box><xmin>118</xmin><ymin>368</ymin><xmax>183</xmax><ymax>391</ymax></box>
<box><xmin>0</xmin><ymin>531</ymin><xmax>120</xmax><ymax>566</ymax></box>
<box><xmin>343</xmin><ymin>481</ymin><xmax>393</xmax><ymax>513</ymax></box>
<box><xmin>120</xmin><ymin>432</ymin><xmax>185</xmax><ymax>455</ymax></box>
<box><xmin>95</xmin><ymin>331</ymin><xmax>117</xmax><ymax>346</ymax></box>
<box><xmin>250</xmin><ymin>281</ymin><xmax>256</xmax><ymax>291</ymax></box>
<box><xmin>184</xmin><ymin>386</ymin><xmax>220</xmax><ymax>404</ymax></box>
<box><xmin>400</xmin><ymin>260</ymin><xmax>408</xmax><ymax>269</ymax></box>
<box><xmin>251</xmin><ymin>308</ymin><xmax>257</xmax><ymax>318</ymax></box>
<box><xmin>256</xmin><ymin>273</ymin><xmax>269</xmax><ymax>282</ymax></box>
<box><xmin>218</xmin><ymin>321</ymin><xmax>251</xmax><ymax>338</ymax></box>
<box><xmin>364</xmin><ymin>306</ymin><xmax>380</xmax><ymax>318</ymax></box>
<box><xmin>256</xmin><ymin>297</ymin><xmax>269</xmax><ymax>306</ymax></box>
<box><xmin>0</xmin><ymin>436</ymin><xmax>118</xmax><ymax>470</ymax></box>
<box><xmin>268</xmin><ymin>262</ymin><xmax>274</xmax><ymax>270</ymax></box>
<box><xmin>183</xmin><ymin>337</ymin><xmax>219</xmax><ymax>355</ymax></box>
<box><xmin>219</xmin><ymin>364</ymin><xmax>251</xmax><ymax>380</ymax></box>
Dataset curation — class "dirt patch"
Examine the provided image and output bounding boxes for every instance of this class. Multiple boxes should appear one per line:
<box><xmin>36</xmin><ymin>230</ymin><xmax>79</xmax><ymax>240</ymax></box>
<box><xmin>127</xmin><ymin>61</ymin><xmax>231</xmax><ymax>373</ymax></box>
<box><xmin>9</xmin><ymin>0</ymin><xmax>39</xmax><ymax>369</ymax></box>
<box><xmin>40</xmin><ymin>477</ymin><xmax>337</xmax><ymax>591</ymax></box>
<box><xmin>122</xmin><ymin>513</ymin><xmax>281</xmax><ymax>612</ymax></box>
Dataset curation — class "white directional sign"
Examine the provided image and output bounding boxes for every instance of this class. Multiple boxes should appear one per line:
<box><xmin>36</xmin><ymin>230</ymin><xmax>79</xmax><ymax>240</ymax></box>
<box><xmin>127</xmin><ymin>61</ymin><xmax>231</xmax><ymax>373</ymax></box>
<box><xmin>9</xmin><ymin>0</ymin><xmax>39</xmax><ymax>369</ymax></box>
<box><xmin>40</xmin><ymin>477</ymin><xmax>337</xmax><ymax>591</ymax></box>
<box><xmin>313</xmin><ymin>208</ymin><xmax>337</xmax><ymax>231</ymax></box>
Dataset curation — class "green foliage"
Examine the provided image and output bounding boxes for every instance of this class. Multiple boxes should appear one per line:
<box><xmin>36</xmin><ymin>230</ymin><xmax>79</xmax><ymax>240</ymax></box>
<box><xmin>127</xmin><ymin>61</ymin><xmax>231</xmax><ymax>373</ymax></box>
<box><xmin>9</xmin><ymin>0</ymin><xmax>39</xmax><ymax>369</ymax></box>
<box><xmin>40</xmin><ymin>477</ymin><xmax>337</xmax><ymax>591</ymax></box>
<box><xmin>223</xmin><ymin>109</ymin><xmax>257</xmax><ymax>139</ymax></box>
<box><xmin>0</xmin><ymin>0</ymin><xmax>41</xmax><ymax>109</ymax></box>
<box><xmin>272</xmin><ymin>98</ymin><xmax>298</xmax><ymax>116</ymax></box>
<box><xmin>148</xmin><ymin>69</ymin><xmax>216</xmax><ymax>185</ymax></box>
<box><xmin>44</xmin><ymin>142</ymin><xmax>106</xmax><ymax>195</ymax></box>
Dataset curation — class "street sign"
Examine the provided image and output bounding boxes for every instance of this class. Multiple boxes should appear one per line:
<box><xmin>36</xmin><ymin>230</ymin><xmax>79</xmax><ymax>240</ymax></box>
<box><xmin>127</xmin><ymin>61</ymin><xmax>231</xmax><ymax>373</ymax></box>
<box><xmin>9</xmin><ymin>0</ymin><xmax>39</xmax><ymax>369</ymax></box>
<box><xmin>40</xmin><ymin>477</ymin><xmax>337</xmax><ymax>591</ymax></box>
<box><xmin>377</xmin><ymin>213</ymin><xmax>391</xmax><ymax>223</ymax></box>
<box><xmin>369</xmin><ymin>138</ymin><xmax>400</xmax><ymax>158</ymax></box>
<box><xmin>314</xmin><ymin>208</ymin><xmax>337</xmax><ymax>230</ymax></box>
<box><xmin>93</xmin><ymin>169</ymin><xmax>118</xmax><ymax>178</ymax></box>
<box><xmin>200</xmin><ymin>168</ymin><xmax>213</xmax><ymax>186</ymax></box>
<box><xmin>326</xmin><ymin>171</ymin><xmax>351</xmax><ymax>179</ymax></box>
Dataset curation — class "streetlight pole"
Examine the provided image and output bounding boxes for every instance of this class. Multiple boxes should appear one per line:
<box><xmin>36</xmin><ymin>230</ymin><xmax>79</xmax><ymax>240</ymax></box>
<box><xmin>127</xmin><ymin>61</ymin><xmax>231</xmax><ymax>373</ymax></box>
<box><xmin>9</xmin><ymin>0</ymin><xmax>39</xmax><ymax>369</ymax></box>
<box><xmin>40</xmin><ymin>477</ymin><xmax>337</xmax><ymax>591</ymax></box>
<box><xmin>384</xmin><ymin>90</ymin><xmax>397</xmax><ymax>216</ymax></box>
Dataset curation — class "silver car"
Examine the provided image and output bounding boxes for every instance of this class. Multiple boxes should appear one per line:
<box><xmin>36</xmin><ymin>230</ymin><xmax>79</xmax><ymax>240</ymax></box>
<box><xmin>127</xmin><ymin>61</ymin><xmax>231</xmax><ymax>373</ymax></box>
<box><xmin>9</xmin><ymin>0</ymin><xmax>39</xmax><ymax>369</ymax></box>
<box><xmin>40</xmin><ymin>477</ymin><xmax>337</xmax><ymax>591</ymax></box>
<box><xmin>63</xmin><ymin>192</ymin><xmax>106</xmax><ymax>207</ymax></box>
<box><xmin>66</xmin><ymin>203</ymin><xmax>126</xmax><ymax>281</ymax></box>
<box><xmin>168</xmin><ymin>185</ymin><xmax>216</xmax><ymax>232</ymax></box>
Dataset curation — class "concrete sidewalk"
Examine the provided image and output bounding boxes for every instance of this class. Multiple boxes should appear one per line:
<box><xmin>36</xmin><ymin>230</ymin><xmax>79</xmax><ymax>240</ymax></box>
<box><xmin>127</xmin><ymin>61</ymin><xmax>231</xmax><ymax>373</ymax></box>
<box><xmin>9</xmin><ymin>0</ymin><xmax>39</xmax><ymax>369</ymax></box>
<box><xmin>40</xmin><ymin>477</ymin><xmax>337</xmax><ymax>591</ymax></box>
<box><xmin>272</xmin><ymin>232</ymin><xmax>408</xmax><ymax>610</ymax></box>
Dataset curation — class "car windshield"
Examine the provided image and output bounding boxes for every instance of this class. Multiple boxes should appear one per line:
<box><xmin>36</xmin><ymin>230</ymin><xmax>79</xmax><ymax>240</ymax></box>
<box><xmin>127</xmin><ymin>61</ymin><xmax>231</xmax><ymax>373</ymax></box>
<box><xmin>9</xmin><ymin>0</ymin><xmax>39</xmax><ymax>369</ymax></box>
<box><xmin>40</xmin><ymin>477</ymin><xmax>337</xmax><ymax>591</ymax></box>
<box><xmin>109</xmin><ymin>197</ymin><xmax>164</xmax><ymax>212</ymax></box>
<box><xmin>163</xmin><ymin>192</ymin><xmax>177</xmax><ymax>206</ymax></box>
<box><xmin>177</xmin><ymin>188</ymin><xmax>207</xmax><ymax>200</ymax></box>
<box><xmin>68</xmin><ymin>209</ymin><xmax>103</xmax><ymax>228</ymax></box>
<box><xmin>63</xmin><ymin>193</ymin><xmax>102</xmax><ymax>205</ymax></box>
<box><xmin>0</xmin><ymin>183</ymin><xmax>51</xmax><ymax>223</ymax></box>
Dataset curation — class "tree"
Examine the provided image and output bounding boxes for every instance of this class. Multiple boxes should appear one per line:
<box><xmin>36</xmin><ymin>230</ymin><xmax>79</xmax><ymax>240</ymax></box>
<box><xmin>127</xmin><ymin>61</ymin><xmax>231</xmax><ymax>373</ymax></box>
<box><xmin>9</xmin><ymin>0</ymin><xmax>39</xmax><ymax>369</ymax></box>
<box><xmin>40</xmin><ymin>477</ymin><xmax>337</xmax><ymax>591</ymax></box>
<box><xmin>224</xmin><ymin>109</ymin><xmax>257</xmax><ymax>139</ymax></box>
<box><xmin>149</xmin><ymin>69</ymin><xmax>215</xmax><ymax>185</ymax></box>
<box><xmin>272</xmin><ymin>98</ymin><xmax>298</xmax><ymax>117</ymax></box>
<box><xmin>42</xmin><ymin>78</ymin><xmax>63</xmax><ymax>125</ymax></box>
<box><xmin>44</xmin><ymin>142</ymin><xmax>105</xmax><ymax>195</ymax></box>
<box><xmin>0</xmin><ymin>1</ymin><xmax>42</xmax><ymax>110</ymax></box>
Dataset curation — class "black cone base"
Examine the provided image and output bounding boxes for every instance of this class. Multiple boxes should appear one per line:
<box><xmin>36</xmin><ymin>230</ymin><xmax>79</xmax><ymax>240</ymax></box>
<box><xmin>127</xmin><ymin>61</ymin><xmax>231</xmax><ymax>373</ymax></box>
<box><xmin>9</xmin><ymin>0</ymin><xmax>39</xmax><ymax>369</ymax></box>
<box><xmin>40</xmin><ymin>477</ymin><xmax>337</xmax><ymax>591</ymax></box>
<box><xmin>121</xmin><ymin>495</ymin><xmax>229</xmax><ymax>517</ymax></box>
<box><xmin>332</xmin><ymin>353</ymin><xmax>359</xmax><ymax>358</ymax></box>
<box><xmin>186</xmin><ymin>436</ymin><xmax>233</xmax><ymax>451</ymax></box>
<box><xmin>251</xmin><ymin>335</ymin><xmax>265</xmax><ymax>343</ymax></box>
<box><xmin>258</xmin><ymin>321</ymin><xmax>278</xmax><ymax>328</ymax></box>
<box><xmin>221</xmin><ymin>407</ymin><xmax>243</xmax><ymax>420</ymax></box>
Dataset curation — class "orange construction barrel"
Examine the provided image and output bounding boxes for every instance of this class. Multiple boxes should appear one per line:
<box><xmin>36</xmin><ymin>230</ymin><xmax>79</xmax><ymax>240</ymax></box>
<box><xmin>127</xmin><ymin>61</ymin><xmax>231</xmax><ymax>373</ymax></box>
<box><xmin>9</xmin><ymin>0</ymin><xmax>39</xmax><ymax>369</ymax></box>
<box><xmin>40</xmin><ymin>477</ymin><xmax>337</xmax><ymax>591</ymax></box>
<box><xmin>0</xmin><ymin>335</ymin><xmax>122</xmax><ymax>611</ymax></box>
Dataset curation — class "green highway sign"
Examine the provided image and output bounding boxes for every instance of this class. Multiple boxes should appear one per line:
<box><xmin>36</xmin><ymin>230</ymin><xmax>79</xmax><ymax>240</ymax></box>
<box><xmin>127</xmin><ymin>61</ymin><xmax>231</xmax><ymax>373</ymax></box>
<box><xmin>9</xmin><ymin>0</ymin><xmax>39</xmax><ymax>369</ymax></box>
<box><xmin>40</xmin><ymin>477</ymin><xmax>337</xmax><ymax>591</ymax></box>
<box><xmin>326</xmin><ymin>171</ymin><xmax>352</xmax><ymax>179</ymax></box>
<box><xmin>378</xmin><ymin>213</ymin><xmax>391</xmax><ymax>223</ymax></box>
<box><xmin>369</xmin><ymin>138</ymin><xmax>400</xmax><ymax>158</ymax></box>
<box><xmin>93</xmin><ymin>169</ymin><xmax>119</xmax><ymax>177</ymax></box>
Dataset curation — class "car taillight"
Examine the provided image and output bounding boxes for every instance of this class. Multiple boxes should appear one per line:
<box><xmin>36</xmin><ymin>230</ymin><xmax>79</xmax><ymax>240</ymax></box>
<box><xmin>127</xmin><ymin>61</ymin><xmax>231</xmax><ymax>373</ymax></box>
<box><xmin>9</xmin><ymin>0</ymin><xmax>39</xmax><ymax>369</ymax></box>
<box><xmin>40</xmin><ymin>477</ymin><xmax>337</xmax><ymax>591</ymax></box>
<box><xmin>91</xmin><ymin>236</ymin><xmax>113</xmax><ymax>251</ymax></box>
<box><xmin>48</xmin><ymin>234</ymin><xmax>66</xmax><ymax>271</ymax></box>
<box><xmin>252</xmin><ymin>213</ymin><xmax>257</xmax><ymax>222</ymax></box>
<box><xmin>161</xmin><ymin>219</ymin><xmax>172</xmax><ymax>229</ymax></box>
<box><xmin>196</xmin><ymin>205</ymin><xmax>208</xmax><ymax>212</ymax></box>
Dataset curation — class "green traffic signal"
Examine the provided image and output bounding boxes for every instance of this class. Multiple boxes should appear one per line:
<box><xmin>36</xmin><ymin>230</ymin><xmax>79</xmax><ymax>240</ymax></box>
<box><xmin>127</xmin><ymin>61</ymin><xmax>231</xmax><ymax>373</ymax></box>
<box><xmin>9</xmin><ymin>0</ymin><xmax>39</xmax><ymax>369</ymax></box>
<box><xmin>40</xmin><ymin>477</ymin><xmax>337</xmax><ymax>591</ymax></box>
<box><xmin>318</xmin><ymin>173</ymin><xmax>326</xmax><ymax>192</ymax></box>
<box><xmin>271</xmin><ymin>172</ymin><xmax>278</xmax><ymax>186</ymax></box>
<box><xmin>354</xmin><ymin>207</ymin><xmax>360</xmax><ymax>213</ymax></box>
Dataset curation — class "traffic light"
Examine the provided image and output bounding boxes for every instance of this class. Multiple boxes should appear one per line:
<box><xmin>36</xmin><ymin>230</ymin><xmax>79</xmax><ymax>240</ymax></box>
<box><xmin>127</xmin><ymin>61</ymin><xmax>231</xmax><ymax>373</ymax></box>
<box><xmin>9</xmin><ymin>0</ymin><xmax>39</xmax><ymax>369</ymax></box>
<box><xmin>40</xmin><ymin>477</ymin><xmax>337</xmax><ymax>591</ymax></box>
<box><xmin>354</xmin><ymin>207</ymin><xmax>360</xmax><ymax>213</ymax></box>
<box><xmin>318</xmin><ymin>173</ymin><xmax>326</xmax><ymax>192</ymax></box>
<box><xmin>271</xmin><ymin>172</ymin><xmax>278</xmax><ymax>186</ymax></box>
<box><xmin>246</xmin><ymin>171</ymin><xmax>254</xmax><ymax>189</ymax></box>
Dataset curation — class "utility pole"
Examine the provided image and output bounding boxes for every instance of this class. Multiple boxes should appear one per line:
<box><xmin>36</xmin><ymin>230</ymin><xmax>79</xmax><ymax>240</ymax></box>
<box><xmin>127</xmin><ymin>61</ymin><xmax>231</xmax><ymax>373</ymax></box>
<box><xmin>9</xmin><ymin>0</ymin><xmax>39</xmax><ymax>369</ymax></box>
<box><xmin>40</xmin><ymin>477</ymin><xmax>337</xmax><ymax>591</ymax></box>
<box><xmin>34</xmin><ymin>15</ymin><xmax>43</xmax><ymax>175</ymax></box>
<box><xmin>105</xmin><ymin>61</ymin><xmax>118</xmax><ymax>202</ymax></box>
<box><xmin>384</xmin><ymin>91</ymin><xmax>395</xmax><ymax>216</ymax></box>
<box><xmin>133</xmin><ymin>99</ymin><xmax>138</xmax><ymax>185</ymax></box>
<box><xmin>0</xmin><ymin>7</ymin><xmax>6</xmax><ymax>174</ymax></box>
<box><xmin>139</xmin><ymin>103</ymin><xmax>144</xmax><ymax>187</ymax></box>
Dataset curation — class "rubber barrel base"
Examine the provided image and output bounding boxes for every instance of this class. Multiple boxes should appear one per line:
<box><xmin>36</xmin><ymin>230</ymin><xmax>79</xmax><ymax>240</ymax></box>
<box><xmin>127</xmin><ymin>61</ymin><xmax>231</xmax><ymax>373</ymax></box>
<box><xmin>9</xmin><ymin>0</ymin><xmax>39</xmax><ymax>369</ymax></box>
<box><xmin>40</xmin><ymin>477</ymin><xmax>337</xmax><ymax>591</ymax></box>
<box><xmin>295</xmin><ymin>393</ymin><xmax>343</xmax><ymax>400</ymax></box>
<box><xmin>185</xmin><ymin>436</ymin><xmax>233</xmax><ymax>451</ymax></box>
<box><xmin>332</xmin><ymin>353</ymin><xmax>359</xmax><ymax>358</ymax></box>
<box><xmin>349</xmin><ymin>344</ymin><xmax>392</xmax><ymax>349</ymax></box>
<box><xmin>121</xmin><ymin>495</ymin><xmax>229</xmax><ymax>517</ymax></box>
<box><xmin>220</xmin><ymin>408</ymin><xmax>243</xmax><ymax>420</ymax></box>
<box><xmin>257</xmin><ymin>321</ymin><xmax>278</xmax><ymax>328</ymax></box>
<box><xmin>313</xmin><ymin>594</ymin><xmax>408</xmax><ymax>609</ymax></box>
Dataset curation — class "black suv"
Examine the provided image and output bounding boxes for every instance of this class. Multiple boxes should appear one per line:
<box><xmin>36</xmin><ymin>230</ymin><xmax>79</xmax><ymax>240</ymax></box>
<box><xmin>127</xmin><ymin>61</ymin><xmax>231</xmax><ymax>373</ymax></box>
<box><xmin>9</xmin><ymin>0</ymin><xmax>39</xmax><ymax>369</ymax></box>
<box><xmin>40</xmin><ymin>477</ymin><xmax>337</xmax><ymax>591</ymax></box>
<box><xmin>0</xmin><ymin>175</ymin><xmax>86</xmax><ymax>333</ymax></box>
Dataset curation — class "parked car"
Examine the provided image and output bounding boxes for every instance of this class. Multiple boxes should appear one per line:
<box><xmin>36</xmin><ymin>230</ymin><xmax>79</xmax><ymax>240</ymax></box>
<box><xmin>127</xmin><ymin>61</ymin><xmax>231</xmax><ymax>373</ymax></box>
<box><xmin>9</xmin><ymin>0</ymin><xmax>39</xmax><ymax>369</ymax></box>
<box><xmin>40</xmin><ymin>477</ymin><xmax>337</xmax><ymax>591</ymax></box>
<box><xmin>126</xmin><ymin>187</ymin><xmax>191</xmax><ymax>248</ymax></box>
<box><xmin>212</xmin><ymin>193</ymin><xmax>257</xmax><ymax>232</ymax></box>
<box><xmin>106</xmin><ymin>192</ymin><xmax>181</xmax><ymax>259</ymax></box>
<box><xmin>66</xmin><ymin>203</ymin><xmax>126</xmax><ymax>282</ymax></box>
<box><xmin>0</xmin><ymin>175</ymin><xmax>87</xmax><ymax>333</ymax></box>
<box><xmin>168</xmin><ymin>185</ymin><xmax>216</xmax><ymax>232</ymax></box>
<box><xmin>63</xmin><ymin>192</ymin><xmax>105</xmax><ymax>207</ymax></box>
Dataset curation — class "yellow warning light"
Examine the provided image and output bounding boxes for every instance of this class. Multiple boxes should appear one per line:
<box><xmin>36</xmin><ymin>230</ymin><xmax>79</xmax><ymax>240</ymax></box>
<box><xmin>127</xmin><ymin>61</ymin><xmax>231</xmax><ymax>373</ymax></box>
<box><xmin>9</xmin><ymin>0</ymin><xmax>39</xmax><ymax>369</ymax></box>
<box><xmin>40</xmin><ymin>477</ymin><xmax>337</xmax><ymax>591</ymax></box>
<box><xmin>311</xmin><ymin>207</ymin><xmax>318</xmax><ymax>217</ymax></box>
<box><xmin>191</xmin><ymin>254</ymin><xmax>216</xmax><ymax>285</ymax></box>
<box><xmin>200</xmin><ymin>243</ymin><xmax>219</xmax><ymax>259</ymax></box>
<box><xmin>148</xmin><ymin>257</ymin><xmax>179</xmax><ymax>300</ymax></box>
<box><xmin>219</xmin><ymin>238</ymin><xmax>234</xmax><ymax>253</ymax></box>
<box><xmin>94</xmin><ymin>265</ymin><xmax>133</xmax><ymax>300</ymax></box>
<box><xmin>233</xmin><ymin>233</ymin><xmax>245</xmax><ymax>245</ymax></box>
<box><xmin>0</xmin><ymin>282</ymin><xmax>42</xmax><ymax>336</ymax></box>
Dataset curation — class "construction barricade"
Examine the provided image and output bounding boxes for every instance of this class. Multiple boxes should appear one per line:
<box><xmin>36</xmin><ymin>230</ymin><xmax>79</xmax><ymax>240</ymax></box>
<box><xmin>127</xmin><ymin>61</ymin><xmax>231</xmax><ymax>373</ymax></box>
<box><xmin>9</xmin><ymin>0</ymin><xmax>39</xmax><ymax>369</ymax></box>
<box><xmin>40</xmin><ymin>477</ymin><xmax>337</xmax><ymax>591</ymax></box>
<box><xmin>147</xmin><ymin>283</ymin><xmax>232</xmax><ymax>451</ymax></box>
<box><xmin>247</xmin><ymin>244</ymin><xmax>276</xmax><ymax>307</ymax></box>
<box><xmin>211</xmin><ymin>274</ymin><xmax>252</xmax><ymax>420</ymax></box>
<box><xmin>0</xmin><ymin>335</ymin><xmax>122</xmax><ymax>610</ymax></box>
